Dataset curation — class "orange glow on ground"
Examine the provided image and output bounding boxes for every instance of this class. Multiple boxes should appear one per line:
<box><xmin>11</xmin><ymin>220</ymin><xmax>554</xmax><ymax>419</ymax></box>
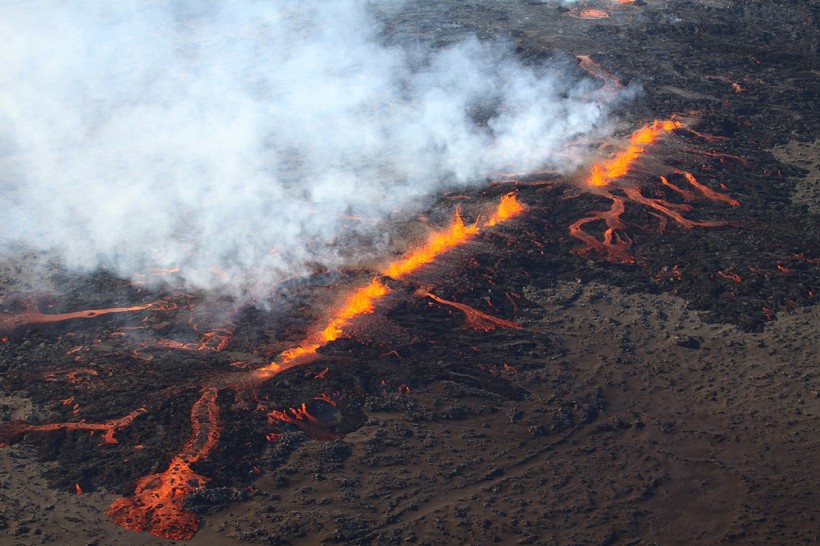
<box><xmin>570</xmin><ymin>119</ymin><xmax>739</xmax><ymax>263</ymax></box>
<box><xmin>0</xmin><ymin>300</ymin><xmax>176</xmax><ymax>335</ymax></box>
<box><xmin>587</xmin><ymin>120</ymin><xmax>682</xmax><ymax>187</ymax></box>
<box><xmin>421</xmin><ymin>290</ymin><xmax>522</xmax><ymax>331</ymax></box>
<box><xmin>106</xmin><ymin>387</ymin><xmax>220</xmax><ymax>540</ymax></box>
<box><xmin>257</xmin><ymin>193</ymin><xmax>524</xmax><ymax>378</ymax></box>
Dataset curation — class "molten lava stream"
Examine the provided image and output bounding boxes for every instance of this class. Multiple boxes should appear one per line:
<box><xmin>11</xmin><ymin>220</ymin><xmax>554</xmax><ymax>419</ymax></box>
<box><xmin>576</xmin><ymin>55</ymin><xmax>623</xmax><ymax>95</ymax></box>
<box><xmin>1</xmin><ymin>192</ymin><xmax>526</xmax><ymax>540</ymax></box>
<box><xmin>256</xmin><ymin>192</ymin><xmax>524</xmax><ymax>377</ymax></box>
<box><xmin>588</xmin><ymin>120</ymin><xmax>682</xmax><ymax>188</ymax></box>
<box><xmin>568</xmin><ymin>193</ymin><xmax>634</xmax><ymax>263</ymax></box>
<box><xmin>420</xmin><ymin>290</ymin><xmax>522</xmax><ymax>332</ymax></box>
<box><xmin>569</xmin><ymin>119</ymin><xmax>740</xmax><ymax>262</ymax></box>
<box><xmin>0</xmin><ymin>300</ymin><xmax>175</xmax><ymax>335</ymax></box>
<box><xmin>106</xmin><ymin>387</ymin><xmax>221</xmax><ymax>540</ymax></box>
<box><xmin>0</xmin><ymin>408</ymin><xmax>146</xmax><ymax>447</ymax></box>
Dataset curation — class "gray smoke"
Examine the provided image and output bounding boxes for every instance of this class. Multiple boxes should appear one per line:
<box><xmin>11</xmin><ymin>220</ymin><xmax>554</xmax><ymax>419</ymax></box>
<box><xmin>0</xmin><ymin>1</ymin><xmax>624</xmax><ymax>301</ymax></box>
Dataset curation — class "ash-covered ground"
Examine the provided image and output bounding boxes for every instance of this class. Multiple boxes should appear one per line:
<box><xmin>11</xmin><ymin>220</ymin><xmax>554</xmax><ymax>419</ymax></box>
<box><xmin>1</xmin><ymin>1</ymin><xmax>818</xmax><ymax>544</ymax></box>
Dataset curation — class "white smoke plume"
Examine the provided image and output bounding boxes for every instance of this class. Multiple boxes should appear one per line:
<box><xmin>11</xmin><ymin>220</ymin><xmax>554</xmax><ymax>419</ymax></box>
<box><xmin>0</xmin><ymin>0</ymin><xmax>622</xmax><ymax>301</ymax></box>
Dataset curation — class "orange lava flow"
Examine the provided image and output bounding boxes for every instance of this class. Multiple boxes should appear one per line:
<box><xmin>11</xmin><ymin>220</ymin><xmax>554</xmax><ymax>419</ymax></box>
<box><xmin>588</xmin><ymin>120</ymin><xmax>682</xmax><ymax>187</ymax></box>
<box><xmin>576</xmin><ymin>55</ymin><xmax>623</xmax><ymax>93</ymax></box>
<box><xmin>0</xmin><ymin>408</ymin><xmax>146</xmax><ymax>447</ymax></box>
<box><xmin>421</xmin><ymin>290</ymin><xmax>522</xmax><ymax>332</ymax></box>
<box><xmin>679</xmin><ymin>171</ymin><xmax>740</xmax><ymax>206</ymax></box>
<box><xmin>197</xmin><ymin>329</ymin><xmax>232</xmax><ymax>352</ymax></box>
<box><xmin>569</xmin><ymin>194</ymin><xmax>633</xmax><ymax>263</ymax></box>
<box><xmin>320</xmin><ymin>279</ymin><xmax>390</xmax><ymax>343</ymax></box>
<box><xmin>569</xmin><ymin>119</ymin><xmax>740</xmax><ymax>263</ymax></box>
<box><xmin>384</xmin><ymin>209</ymin><xmax>480</xmax><ymax>279</ymax></box>
<box><xmin>570</xmin><ymin>9</ymin><xmax>610</xmax><ymax>19</ymax></box>
<box><xmin>267</xmin><ymin>398</ymin><xmax>340</xmax><ymax>440</ymax></box>
<box><xmin>256</xmin><ymin>193</ymin><xmax>524</xmax><ymax>378</ymax></box>
<box><xmin>107</xmin><ymin>387</ymin><xmax>221</xmax><ymax>541</ymax></box>
<box><xmin>6</xmin><ymin>193</ymin><xmax>524</xmax><ymax>540</ymax></box>
<box><xmin>0</xmin><ymin>300</ymin><xmax>175</xmax><ymax>335</ymax></box>
<box><xmin>255</xmin><ymin>278</ymin><xmax>390</xmax><ymax>378</ymax></box>
<box><xmin>42</xmin><ymin>367</ymin><xmax>99</xmax><ymax>384</ymax></box>
<box><xmin>718</xmin><ymin>271</ymin><xmax>743</xmax><ymax>283</ymax></box>
<box><xmin>120</xmin><ymin>329</ymin><xmax>233</xmax><ymax>355</ymax></box>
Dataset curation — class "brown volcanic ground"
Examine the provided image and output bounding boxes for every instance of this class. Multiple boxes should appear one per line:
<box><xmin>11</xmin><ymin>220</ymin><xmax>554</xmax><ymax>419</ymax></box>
<box><xmin>1</xmin><ymin>1</ymin><xmax>818</xmax><ymax>545</ymax></box>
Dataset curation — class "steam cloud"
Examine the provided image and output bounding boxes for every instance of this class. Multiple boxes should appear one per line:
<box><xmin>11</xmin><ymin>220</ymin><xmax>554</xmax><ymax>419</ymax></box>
<box><xmin>0</xmin><ymin>1</ymin><xmax>623</xmax><ymax>301</ymax></box>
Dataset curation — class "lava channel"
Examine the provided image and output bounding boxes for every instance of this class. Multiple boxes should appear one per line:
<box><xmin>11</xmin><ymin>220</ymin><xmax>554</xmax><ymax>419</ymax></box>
<box><xmin>569</xmin><ymin>118</ymin><xmax>740</xmax><ymax>263</ymax></box>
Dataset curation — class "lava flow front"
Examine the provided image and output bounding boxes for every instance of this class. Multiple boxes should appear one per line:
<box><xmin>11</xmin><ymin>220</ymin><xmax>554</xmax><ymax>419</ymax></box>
<box><xmin>106</xmin><ymin>388</ymin><xmax>221</xmax><ymax>540</ymax></box>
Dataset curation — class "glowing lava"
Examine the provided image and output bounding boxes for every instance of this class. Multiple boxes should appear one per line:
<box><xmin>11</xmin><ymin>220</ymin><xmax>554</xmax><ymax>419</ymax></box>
<box><xmin>420</xmin><ymin>290</ymin><xmax>522</xmax><ymax>332</ymax></box>
<box><xmin>106</xmin><ymin>387</ymin><xmax>220</xmax><ymax>540</ymax></box>
<box><xmin>267</xmin><ymin>395</ymin><xmax>340</xmax><ymax>440</ymax></box>
<box><xmin>569</xmin><ymin>9</ymin><xmax>610</xmax><ymax>19</ymax></box>
<box><xmin>91</xmin><ymin>191</ymin><xmax>525</xmax><ymax>539</ymax></box>
<box><xmin>569</xmin><ymin>119</ymin><xmax>739</xmax><ymax>263</ymax></box>
<box><xmin>257</xmin><ymin>193</ymin><xmax>524</xmax><ymax>377</ymax></box>
<box><xmin>383</xmin><ymin>209</ymin><xmax>480</xmax><ymax>279</ymax></box>
<box><xmin>0</xmin><ymin>300</ymin><xmax>175</xmax><ymax>335</ymax></box>
<box><xmin>588</xmin><ymin>120</ymin><xmax>682</xmax><ymax>187</ymax></box>
<box><xmin>0</xmin><ymin>408</ymin><xmax>146</xmax><ymax>447</ymax></box>
<box><xmin>0</xmin><ymin>110</ymin><xmax>741</xmax><ymax>541</ymax></box>
<box><xmin>484</xmin><ymin>192</ymin><xmax>525</xmax><ymax>227</ymax></box>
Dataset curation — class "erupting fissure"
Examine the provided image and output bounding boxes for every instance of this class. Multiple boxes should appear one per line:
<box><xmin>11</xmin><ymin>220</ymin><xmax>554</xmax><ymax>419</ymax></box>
<box><xmin>0</xmin><ymin>193</ymin><xmax>526</xmax><ymax>539</ymax></box>
<box><xmin>0</xmin><ymin>110</ymin><xmax>741</xmax><ymax>539</ymax></box>
<box><xmin>569</xmin><ymin>119</ymin><xmax>740</xmax><ymax>263</ymax></box>
<box><xmin>0</xmin><ymin>106</ymin><xmax>744</xmax><ymax>542</ymax></box>
<box><xmin>256</xmin><ymin>192</ymin><xmax>523</xmax><ymax>378</ymax></box>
